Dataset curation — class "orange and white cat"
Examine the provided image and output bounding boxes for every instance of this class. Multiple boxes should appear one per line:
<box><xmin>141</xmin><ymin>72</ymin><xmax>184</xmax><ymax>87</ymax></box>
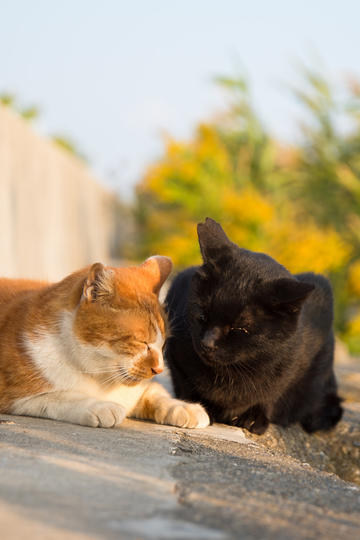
<box><xmin>0</xmin><ymin>257</ymin><xmax>209</xmax><ymax>429</ymax></box>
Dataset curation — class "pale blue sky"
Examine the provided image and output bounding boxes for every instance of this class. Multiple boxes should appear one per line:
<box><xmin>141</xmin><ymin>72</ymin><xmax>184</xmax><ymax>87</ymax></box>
<box><xmin>1</xmin><ymin>1</ymin><xmax>359</xmax><ymax>197</ymax></box>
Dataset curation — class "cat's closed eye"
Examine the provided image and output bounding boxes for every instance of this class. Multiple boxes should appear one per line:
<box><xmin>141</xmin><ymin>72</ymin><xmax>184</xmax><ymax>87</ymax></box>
<box><xmin>229</xmin><ymin>326</ymin><xmax>250</xmax><ymax>335</ymax></box>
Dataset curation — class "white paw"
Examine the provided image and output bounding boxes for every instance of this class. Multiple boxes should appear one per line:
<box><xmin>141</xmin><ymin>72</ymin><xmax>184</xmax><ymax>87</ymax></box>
<box><xmin>80</xmin><ymin>401</ymin><xmax>126</xmax><ymax>428</ymax></box>
<box><xmin>157</xmin><ymin>400</ymin><xmax>210</xmax><ymax>429</ymax></box>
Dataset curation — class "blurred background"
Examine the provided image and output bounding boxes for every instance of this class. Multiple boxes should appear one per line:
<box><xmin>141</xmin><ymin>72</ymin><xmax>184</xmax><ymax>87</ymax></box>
<box><xmin>1</xmin><ymin>0</ymin><xmax>360</xmax><ymax>352</ymax></box>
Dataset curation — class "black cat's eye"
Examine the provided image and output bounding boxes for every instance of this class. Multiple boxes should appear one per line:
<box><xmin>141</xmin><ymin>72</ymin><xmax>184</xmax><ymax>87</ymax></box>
<box><xmin>230</xmin><ymin>326</ymin><xmax>250</xmax><ymax>335</ymax></box>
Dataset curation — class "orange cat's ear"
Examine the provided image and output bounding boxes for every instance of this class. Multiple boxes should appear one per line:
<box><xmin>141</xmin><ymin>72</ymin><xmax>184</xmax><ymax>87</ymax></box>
<box><xmin>81</xmin><ymin>262</ymin><xmax>114</xmax><ymax>303</ymax></box>
<box><xmin>140</xmin><ymin>256</ymin><xmax>173</xmax><ymax>294</ymax></box>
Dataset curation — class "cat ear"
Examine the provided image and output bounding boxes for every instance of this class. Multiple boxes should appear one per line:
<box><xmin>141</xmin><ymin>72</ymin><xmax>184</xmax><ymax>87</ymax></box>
<box><xmin>197</xmin><ymin>217</ymin><xmax>233</xmax><ymax>268</ymax></box>
<box><xmin>262</xmin><ymin>278</ymin><xmax>315</xmax><ymax>314</ymax></box>
<box><xmin>140</xmin><ymin>256</ymin><xmax>173</xmax><ymax>294</ymax></box>
<box><xmin>82</xmin><ymin>262</ymin><xmax>114</xmax><ymax>303</ymax></box>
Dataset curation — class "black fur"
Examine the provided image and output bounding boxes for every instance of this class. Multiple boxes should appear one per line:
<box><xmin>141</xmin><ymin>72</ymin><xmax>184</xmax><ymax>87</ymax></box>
<box><xmin>164</xmin><ymin>218</ymin><xmax>343</xmax><ymax>435</ymax></box>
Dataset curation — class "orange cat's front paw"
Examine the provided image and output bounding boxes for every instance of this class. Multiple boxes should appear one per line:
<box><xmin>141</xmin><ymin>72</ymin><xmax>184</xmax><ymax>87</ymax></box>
<box><xmin>157</xmin><ymin>401</ymin><xmax>210</xmax><ymax>429</ymax></box>
<box><xmin>80</xmin><ymin>401</ymin><xmax>127</xmax><ymax>428</ymax></box>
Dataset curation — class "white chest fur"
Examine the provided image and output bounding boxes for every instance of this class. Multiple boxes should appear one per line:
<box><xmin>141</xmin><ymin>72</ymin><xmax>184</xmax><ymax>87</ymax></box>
<box><xmin>22</xmin><ymin>310</ymin><xmax>150</xmax><ymax>415</ymax></box>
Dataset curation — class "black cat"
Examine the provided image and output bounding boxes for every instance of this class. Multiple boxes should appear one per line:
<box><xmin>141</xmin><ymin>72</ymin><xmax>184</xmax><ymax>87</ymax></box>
<box><xmin>164</xmin><ymin>218</ymin><xmax>343</xmax><ymax>435</ymax></box>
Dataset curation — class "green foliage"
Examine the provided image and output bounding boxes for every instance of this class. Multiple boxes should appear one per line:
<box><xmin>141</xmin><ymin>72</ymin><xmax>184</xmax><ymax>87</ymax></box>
<box><xmin>51</xmin><ymin>135</ymin><xmax>87</xmax><ymax>161</ymax></box>
<box><xmin>0</xmin><ymin>92</ymin><xmax>86</xmax><ymax>160</ymax></box>
<box><xmin>21</xmin><ymin>106</ymin><xmax>40</xmax><ymax>121</ymax></box>
<box><xmin>290</xmin><ymin>67</ymin><xmax>360</xmax><ymax>335</ymax></box>
<box><xmin>0</xmin><ymin>93</ymin><xmax>16</xmax><ymax>107</ymax></box>
<box><xmin>134</xmin><ymin>66</ymin><xmax>360</xmax><ymax>353</ymax></box>
<box><xmin>0</xmin><ymin>92</ymin><xmax>40</xmax><ymax>121</ymax></box>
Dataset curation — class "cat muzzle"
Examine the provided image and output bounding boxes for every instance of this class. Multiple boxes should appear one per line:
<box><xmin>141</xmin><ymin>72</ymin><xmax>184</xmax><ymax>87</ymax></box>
<box><xmin>201</xmin><ymin>327</ymin><xmax>221</xmax><ymax>351</ymax></box>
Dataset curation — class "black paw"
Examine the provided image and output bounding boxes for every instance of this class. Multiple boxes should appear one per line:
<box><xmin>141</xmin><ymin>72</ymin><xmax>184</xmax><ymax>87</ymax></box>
<box><xmin>301</xmin><ymin>393</ymin><xmax>343</xmax><ymax>433</ymax></box>
<box><xmin>233</xmin><ymin>405</ymin><xmax>269</xmax><ymax>435</ymax></box>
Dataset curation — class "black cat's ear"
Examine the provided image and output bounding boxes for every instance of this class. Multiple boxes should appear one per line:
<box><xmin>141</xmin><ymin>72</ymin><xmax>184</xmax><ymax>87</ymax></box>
<box><xmin>197</xmin><ymin>218</ymin><xmax>233</xmax><ymax>268</ymax></box>
<box><xmin>262</xmin><ymin>278</ymin><xmax>315</xmax><ymax>314</ymax></box>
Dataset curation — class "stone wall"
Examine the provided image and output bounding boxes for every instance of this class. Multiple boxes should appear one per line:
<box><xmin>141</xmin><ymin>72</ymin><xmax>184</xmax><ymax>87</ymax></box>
<box><xmin>0</xmin><ymin>104</ymin><xmax>113</xmax><ymax>281</ymax></box>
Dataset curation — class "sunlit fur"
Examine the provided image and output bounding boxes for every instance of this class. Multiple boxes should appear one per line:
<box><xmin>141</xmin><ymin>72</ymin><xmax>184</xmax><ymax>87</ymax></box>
<box><xmin>165</xmin><ymin>218</ymin><xmax>343</xmax><ymax>435</ymax></box>
<box><xmin>0</xmin><ymin>257</ymin><xmax>209</xmax><ymax>429</ymax></box>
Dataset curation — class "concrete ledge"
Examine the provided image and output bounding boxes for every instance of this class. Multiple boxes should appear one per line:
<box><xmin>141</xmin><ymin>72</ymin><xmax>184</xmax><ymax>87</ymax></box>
<box><xmin>1</xmin><ymin>412</ymin><xmax>360</xmax><ymax>540</ymax></box>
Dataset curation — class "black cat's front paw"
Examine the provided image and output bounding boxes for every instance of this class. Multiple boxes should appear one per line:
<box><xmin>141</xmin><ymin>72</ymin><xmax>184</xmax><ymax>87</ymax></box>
<box><xmin>232</xmin><ymin>405</ymin><xmax>269</xmax><ymax>435</ymax></box>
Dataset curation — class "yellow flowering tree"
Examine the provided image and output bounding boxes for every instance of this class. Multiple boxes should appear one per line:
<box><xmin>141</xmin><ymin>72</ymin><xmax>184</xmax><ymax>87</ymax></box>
<box><xmin>134</xmin><ymin>72</ymin><xmax>360</xmax><ymax>352</ymax></box>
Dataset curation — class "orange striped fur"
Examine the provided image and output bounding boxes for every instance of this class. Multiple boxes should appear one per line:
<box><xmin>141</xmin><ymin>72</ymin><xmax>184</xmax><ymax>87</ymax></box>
<box><xmin>0</xmin><ymin>257</ymin><xmax>209</xmax><ymax>429</ymax></box>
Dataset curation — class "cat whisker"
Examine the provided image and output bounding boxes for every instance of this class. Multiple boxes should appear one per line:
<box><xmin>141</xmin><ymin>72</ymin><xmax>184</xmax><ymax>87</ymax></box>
<box><xmin>82</xmin><ymin>367</ymin><xmax>122</xmax><ymax>374</ymax></box>
<box><xmin>232</xmin><ymin>363</ymin><xmax>259</xmax><ymax>399</ymax></box>
<box><xmin>101</xmin><ymin>371</ymin><xmax>133</xmax><ymax>385</ymax></box>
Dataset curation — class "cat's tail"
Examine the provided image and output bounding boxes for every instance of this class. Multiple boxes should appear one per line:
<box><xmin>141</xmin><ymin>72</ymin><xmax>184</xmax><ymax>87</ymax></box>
<box><xmin>301</xmin><ymin>392</ymin><xmax>343</xmax><ymax>433</ymax></box>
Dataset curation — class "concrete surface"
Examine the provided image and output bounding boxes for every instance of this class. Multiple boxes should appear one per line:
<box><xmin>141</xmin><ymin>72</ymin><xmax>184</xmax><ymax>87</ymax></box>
<box><xmin>1</xmin><ymin>409</ymin><xmax>360</xmax><ymax>540</ymax></box>
<box><xmin>1</xmin><ymin>350</ymin><xmax>360</xmax><ymax>540</ymax></box>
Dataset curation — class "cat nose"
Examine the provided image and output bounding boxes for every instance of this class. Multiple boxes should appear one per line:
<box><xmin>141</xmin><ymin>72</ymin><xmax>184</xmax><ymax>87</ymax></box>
<box><xmin>151</xmin><ymin>365</ymin><xmax>163</xmax><ymax>375</ymax></box>
<box><xmin>202</xmin><ymin>328</ymin><xmax>220</xmax><ymax>350</ymax></box>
